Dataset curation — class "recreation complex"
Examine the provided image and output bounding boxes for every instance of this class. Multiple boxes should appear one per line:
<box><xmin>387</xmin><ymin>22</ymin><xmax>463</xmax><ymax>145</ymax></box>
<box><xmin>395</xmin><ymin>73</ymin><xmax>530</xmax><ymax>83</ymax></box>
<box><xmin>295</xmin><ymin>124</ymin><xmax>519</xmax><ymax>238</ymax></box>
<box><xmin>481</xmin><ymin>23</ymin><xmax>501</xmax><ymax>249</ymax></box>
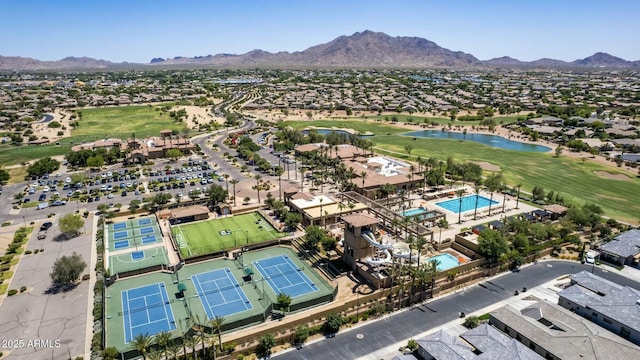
<box><xmin>102</xmin><ymin>211</ymin><xmax>335</xmax><ymax>357</ymax></box>
<box><xmin>98</xmin><ymin>148</ymin><xmax>552</xmax><ymax>358</ymax></box>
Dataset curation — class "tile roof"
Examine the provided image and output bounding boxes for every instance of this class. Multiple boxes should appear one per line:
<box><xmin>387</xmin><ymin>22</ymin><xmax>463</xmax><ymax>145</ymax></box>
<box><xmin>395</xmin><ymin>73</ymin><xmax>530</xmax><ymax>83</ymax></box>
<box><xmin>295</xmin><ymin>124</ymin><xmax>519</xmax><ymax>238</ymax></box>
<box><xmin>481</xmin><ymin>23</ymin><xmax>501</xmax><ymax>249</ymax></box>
<box><xmin>598</xmin><ymin>229</ymin><xmax>640</xmax><ymax>258</ymax></box>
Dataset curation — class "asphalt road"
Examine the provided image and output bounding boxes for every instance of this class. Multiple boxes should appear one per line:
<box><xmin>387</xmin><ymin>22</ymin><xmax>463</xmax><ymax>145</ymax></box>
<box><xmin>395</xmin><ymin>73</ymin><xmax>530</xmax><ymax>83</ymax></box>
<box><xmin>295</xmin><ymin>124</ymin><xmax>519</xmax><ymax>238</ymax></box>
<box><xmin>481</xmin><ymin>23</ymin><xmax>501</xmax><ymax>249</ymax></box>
<box><xmin>273</xmin><ymin>261</ymin><xmax>639</xmax><ymax>360</ymax></box>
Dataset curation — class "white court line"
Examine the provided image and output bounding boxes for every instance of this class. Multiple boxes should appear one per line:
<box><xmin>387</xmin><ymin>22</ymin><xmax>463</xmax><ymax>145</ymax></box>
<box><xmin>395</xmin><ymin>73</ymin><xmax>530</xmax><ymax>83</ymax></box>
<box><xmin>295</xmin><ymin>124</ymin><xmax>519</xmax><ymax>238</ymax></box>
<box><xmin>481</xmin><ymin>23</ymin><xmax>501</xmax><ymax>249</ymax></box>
<box><xmin>226</xmin><ymin>271</ymin><xmax>252</xmax><ymax>310</ymax></box>
<box><xmin>193</xmin><ymin>274</ymin><xmax>215</xmax><ymax>319</ymax></box>
<box><xmin>122</xmin><ymin>290</ymin><xmax>132</xmax><ymax>343</ymax></box>
<box><xmin>157</xmin><ymin>283</ymin><xmax>170</xmax><ymax>330</ymax></box>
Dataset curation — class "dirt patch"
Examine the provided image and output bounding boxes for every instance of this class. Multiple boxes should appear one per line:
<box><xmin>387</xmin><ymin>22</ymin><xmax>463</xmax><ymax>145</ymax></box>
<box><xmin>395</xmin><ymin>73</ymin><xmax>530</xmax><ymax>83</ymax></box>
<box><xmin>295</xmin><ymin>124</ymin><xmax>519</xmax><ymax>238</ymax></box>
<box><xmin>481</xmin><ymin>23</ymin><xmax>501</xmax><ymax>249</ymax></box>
<box><xmin>31</xmin><ymin>108</ymin><xmax>73</xmax><ymax>142</ymax></box>
<box><xmin>594</xmin><ymin>171</ymin><xmax>631</xmax><ymax>181</ymax></box>
<box><xmin>470</xmin><ymin>161</ymin><xmax>501</xmax><ymax>172</ymax></box>
<box><xmin>174</xmin><ymin>105</ymin><xmax>221</xmax><ymax>129</ymax></box>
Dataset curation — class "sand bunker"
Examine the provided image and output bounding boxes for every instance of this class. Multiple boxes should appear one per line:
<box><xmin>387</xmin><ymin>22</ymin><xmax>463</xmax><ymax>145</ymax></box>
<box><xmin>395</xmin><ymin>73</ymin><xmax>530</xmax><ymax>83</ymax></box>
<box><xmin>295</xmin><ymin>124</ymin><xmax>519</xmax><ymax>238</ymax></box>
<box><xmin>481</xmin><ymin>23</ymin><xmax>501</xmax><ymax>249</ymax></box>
<box><xmin>470</xmin><ymin>161</ymin><xmax>501</xmax><ymax>172</ymax></box>
<box><xmin>594</xmin><ymin>171</ymin><xmax>631</xmax><ymax>181</ymax></box>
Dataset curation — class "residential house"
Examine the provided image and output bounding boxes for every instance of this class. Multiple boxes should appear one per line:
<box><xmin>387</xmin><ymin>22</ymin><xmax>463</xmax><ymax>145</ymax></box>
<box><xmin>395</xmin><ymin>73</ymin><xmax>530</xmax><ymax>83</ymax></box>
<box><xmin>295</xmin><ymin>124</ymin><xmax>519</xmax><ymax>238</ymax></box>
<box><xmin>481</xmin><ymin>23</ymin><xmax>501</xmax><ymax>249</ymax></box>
<box><xmin>558</xmin><ymin>271</ymin><xmax>640</xmax><ymax>346</ymax></box>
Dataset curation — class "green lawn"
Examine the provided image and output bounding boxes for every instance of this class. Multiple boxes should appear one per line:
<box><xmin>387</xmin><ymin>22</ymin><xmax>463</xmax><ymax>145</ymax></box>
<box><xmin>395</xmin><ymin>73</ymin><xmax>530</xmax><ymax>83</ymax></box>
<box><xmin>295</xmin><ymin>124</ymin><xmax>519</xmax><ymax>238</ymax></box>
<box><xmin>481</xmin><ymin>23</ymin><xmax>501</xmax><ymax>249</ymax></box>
<box><xmin>0</xmin><ymin>104</ymin><xmax>188</xmax><ymax>166</ymax></box>
<box><xmin>287</xmin><ymin>120</ymin><xmax>640</xmax><ymax>224</ymax></box>
<box><xmin>65</xmin><ymin>104</ymin><xmax>186</xmax><ymax>144</ymax></box>
<box><xmin>174</xmin><ymin>212</ymin><xmax>285</xmax><ymax>257</ymax></box>
<box><xmin>0</xmin><ymin>143</ymin><xmax>71</xmax><ymax>166</ymax></box>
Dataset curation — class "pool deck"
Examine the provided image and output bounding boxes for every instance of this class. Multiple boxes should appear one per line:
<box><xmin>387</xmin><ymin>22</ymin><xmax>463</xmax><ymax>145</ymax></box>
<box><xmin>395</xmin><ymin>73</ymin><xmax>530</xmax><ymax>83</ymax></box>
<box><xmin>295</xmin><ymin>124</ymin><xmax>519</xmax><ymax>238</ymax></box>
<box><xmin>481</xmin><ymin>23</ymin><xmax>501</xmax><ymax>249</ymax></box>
<box><xmin>411</xmin><ymin>185</ymin><xmax>540</xmax><ymax>243</ymax></box>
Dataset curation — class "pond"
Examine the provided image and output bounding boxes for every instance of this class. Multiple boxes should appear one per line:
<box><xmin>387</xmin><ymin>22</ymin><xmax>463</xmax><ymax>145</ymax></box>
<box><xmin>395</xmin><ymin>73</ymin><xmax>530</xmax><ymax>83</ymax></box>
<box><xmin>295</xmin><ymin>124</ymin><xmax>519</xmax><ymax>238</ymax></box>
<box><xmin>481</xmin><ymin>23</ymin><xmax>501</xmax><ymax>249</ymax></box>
<box><xmin>403</xmin><ymin>130</ymin><xmax>551</xmax><ymax>152</ymax></box>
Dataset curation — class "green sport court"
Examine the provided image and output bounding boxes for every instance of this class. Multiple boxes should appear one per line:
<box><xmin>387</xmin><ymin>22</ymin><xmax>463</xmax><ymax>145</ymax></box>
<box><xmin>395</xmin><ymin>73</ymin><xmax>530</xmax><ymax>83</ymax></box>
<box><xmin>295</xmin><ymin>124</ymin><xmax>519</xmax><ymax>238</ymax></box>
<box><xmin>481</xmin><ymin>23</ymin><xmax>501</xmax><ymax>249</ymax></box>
<box><xmin>172</xmin><ymin>212</ymin><xmax>285</xmax><ymax>257</ymax></box>
<box><xmin>108</xmin><ymin>247</ymin><xmax>170</xmax><ymax>275</ymax></box>
<box><xmin>106</xmin><ymin>216</ymin><xmax>163</xmax><ymax>252</ymax></box>
<box><xmin>105</xmin><ymin>247</ymin><xmax>334</xmax><ymax>355</ymax></box>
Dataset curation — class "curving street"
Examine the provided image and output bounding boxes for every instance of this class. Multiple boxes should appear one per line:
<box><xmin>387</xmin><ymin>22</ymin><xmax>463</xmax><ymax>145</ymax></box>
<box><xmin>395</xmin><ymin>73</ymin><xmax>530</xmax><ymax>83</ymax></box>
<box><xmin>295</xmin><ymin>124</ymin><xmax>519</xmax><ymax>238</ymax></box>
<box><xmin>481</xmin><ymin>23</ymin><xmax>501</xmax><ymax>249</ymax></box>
<box><xmin>273</xmin><ymin>261</ymin><xmax>640</xmax><ymax>360</ymax></box>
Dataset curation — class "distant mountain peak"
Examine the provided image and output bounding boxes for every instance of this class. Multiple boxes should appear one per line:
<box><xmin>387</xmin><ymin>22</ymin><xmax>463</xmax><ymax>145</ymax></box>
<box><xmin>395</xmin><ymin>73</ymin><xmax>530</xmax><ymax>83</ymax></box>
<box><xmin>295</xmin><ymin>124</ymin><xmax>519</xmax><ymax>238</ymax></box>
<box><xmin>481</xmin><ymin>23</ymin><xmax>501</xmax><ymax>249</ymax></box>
<box><xmin>1</xmin><ymin>31</ymin><xmax>639</xmax><ymax>70</ymax></box>
<box><xmin>572</xmin><ymin>52</ymin><xmax>632</xmax><ymax>67</ymax></box>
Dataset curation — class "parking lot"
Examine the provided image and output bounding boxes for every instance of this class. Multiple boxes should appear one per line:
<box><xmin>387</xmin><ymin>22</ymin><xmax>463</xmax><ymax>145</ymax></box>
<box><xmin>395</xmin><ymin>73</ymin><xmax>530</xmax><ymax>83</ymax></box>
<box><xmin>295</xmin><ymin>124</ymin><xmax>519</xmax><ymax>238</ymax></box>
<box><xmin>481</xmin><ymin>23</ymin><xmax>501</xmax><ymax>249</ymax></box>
<box><xmin>17</xmin><ymin>158</ymin><xmax>227</xmax><ymax>213</ymax></box>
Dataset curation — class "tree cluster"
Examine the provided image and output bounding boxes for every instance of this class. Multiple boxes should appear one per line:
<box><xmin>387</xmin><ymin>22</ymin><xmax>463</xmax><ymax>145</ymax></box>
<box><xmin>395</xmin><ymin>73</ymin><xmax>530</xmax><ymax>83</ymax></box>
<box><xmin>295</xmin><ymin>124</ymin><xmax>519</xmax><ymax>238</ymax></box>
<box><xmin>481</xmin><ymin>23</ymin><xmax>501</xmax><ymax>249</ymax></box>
<box><xmin>27</xmin><ymin>157</ymin><xmax>60</xmax><ymax>177</ymax></box>
<box><xmin>65</xmin><ymin>147</ymin><xmax>121</xmax><ymax>168</ymax></box>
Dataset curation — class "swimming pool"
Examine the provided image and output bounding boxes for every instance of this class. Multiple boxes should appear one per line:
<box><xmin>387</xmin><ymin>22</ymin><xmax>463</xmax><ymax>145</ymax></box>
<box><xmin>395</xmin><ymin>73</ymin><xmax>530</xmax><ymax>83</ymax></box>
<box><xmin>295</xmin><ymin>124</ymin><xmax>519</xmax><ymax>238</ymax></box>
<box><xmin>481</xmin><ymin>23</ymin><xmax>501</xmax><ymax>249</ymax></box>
<box><xmin>436</xmin><ymin>195</ymin><xmax>497</xmax><ymax>214</ymax></box>
<box><xmin>425</xmin><ymin>253</ymin><xmax>460</xmax><ymax>272</ymax></box>
<box><xmin>402</xmin><ymin>207</ymin><xmax>439</xmax><ymax>220</ymax></box>
<box><xmin>402</xmin><ymin>208</ymin><xmax>427</xmax><ymax>217</ymax></box>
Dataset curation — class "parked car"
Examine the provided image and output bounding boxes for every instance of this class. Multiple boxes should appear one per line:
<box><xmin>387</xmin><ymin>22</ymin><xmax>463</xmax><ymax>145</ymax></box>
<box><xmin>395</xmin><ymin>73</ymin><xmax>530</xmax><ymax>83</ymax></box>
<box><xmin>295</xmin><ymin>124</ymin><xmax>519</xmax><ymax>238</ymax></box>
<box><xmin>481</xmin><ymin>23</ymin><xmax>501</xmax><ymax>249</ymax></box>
<box><xmin>585</xmin><ymin>251</ymin><xmax>597</xmax><ymax>264</ymax></box>
<box><xmin>40</xmin><ymin>222</ymin><xmax>53</xmax><ymax>231</ymax></box>
<box><xmin>51</xmin><ymin>200</ymin><xmax>66</xmax><ymax>206</ymax></box>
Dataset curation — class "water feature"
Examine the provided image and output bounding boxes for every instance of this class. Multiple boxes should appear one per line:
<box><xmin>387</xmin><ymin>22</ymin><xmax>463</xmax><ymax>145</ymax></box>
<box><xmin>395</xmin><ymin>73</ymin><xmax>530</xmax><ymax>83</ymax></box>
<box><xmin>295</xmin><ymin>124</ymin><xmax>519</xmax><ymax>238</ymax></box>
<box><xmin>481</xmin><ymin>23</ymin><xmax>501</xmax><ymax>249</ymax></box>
<box><xmin>404</xmin><ymin>130</ymin><xmax>550</xmax><ymax>152</ymax></box>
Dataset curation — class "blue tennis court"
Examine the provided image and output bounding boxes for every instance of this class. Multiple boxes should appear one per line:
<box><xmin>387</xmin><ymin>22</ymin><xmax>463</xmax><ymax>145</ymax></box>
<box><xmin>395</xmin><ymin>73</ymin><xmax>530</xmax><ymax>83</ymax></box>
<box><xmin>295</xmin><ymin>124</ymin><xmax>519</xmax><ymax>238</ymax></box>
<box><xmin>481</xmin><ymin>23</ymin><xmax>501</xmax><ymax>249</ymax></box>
<box><xmin>141</xmin><ymin>235</ymin><xmax>157</xmax><ymax>244</ymax></box>
<box><xmin>113</xmin><ymin>222</ymin><xmax>128</xmax><ymax>230</ymax></box>
<box><xmin>138</xmin><ymin>218</ymin><xmax>152</xmax><ymax>226</ymax></box>
<box><xmin>121</xmin><ymin>283</ymin><xmax>176</xmax><ymax>343</ymax></box>
<box><xmin>131</xmin><ymin>251</ymin><xmax>144</xmax><ymax>261</ymax></box>
<box><xmin>113</xmin><ymin>231</ymin><xmax>129</xmax><ymax>240</ymax></box>
<box><xmin>254</xmin><ymin>255</ymin><xmax>318</xmax><ymax>297</ymax></box>
<box><xmin>139</xmin><ymin>226</ymin><xmax>155</xmax><ymax>235</ymax></box>
<box><xmin>114</xmin><ymin>240</ymin><xmax>129</xmax><ymax>250</ymax></box>
<box><xmin>192</xmin><ymin>268</ymin><xmax>253</xmax><ymax>319</ymax></box>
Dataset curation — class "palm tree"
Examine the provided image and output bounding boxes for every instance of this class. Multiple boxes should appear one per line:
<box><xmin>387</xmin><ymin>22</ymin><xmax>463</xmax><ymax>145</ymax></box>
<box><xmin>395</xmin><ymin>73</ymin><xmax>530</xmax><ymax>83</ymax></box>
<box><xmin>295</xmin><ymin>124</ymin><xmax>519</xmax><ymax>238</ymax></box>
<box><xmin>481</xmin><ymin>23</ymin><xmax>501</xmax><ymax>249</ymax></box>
<box><xmin>408</xmin><ymin>164</ymin><xmax>416</xmax><ymax>193</ymax></box>
<box><xmin>485</xmin><ymin>173</ymin><xmax>503</xmax><ymax>216</ymax></box>
<box><xmin>131</xmin><ymin>333</ymin><xmax>154</xmax><ymax>360</ymax></box>
<box><xmin>275</xmin><ymin>166</ymin><xmax>285</xmax><ymax>200</ymax></box>
<box><xmin>254</xmin><ymin>174</ymin><xmax>263</xmax><ymax>204</ymax></box>
<box><xmin>229</xmin><ymin>179</ymin><xmax>240</xmax><ymax>207</ymax></box>
<box><xmin>167</xmin><ymin>343</ymin><xmax>181</xmax><ymax>360</ymax></box>
<box><xmin>209</xmin><ymin>315</ymin><xmax>225</xmax><ymax>354</ymax></box>
<box><xmin>380</xmin><ymin>183</ymin><xmax>395</xmax><ymax>206</ymax></box>
<box><xmin>414</xmin><ymin>236</ymin><xmax>427</xmax><ymax>268</ymax></box>
<box><xmin>223</xmin><ymin>174</ymin><xmax>230</xmax><ymax>199</ymax></box>
<box><xmin>473</xmin><ymin>185</ymin><xmax>482</xmax><ymax>220</ymax></box>
<box><xmin>360</xmin><ymin>170</ymin><xmax>368</xmax><ymax>191</ymax></box>
<box><xmin>299</xmin><ymin>166</ymin><xmax>306</xmax><ymax>191</ymax></box>
<box><xmin>319</xmin><ymin>197</ymin><xmax>324</xmax><ymax>227</ymax></box>
<box><xmin>437</xmin><ymin>218</ymin><xmax>448</xmax><ymax>243</ymax></box>
<box><xmin>515</xmin><ymin>183</ymin><xmax>522</xmax><ymax>209</ymax></box>
<box><xmin>184</xmin><ymin>335</ymin><xmax>199</xmax><ymax>360</ymax></box>
<box><xmin>391</xmin><ymin>217</ymin><xmax>401</xmax><ymax>238</ymax></box>
<box><xmin>147</xmin><ymin>351</ymin><xmax>163</xmax><ymax>360</ymax></box>
<box><xmin>456</xmin><ymin>189</ymin><xmax>466</xmax><ymax>224</ymax></box>
<box><xmin>401</xmin><ymin>217</ymin><xmax>411</xmax><ymax>240</ymax></box>
<box><xmin>154</xmin><ymin>330</ymin><xmax>172</xmax><ymax>360</ymax></box>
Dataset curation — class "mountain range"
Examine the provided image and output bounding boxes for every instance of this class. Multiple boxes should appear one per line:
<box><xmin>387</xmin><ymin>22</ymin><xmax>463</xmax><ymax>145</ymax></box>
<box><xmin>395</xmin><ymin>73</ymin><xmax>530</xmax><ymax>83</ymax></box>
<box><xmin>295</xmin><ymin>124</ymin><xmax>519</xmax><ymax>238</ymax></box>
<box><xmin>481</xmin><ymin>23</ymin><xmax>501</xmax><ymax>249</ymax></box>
<box><xmin>2</xmin><ymin>30</ymin><xmax>639</xmax><ymax>70</ymax></box>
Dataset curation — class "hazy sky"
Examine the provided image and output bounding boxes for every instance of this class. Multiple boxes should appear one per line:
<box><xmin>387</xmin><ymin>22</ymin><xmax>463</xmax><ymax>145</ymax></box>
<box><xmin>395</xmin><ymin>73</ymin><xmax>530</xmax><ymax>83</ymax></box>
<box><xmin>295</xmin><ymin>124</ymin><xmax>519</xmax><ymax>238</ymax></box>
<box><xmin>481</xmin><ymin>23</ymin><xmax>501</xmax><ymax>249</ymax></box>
<box><xmin>2</xmin><ymin>0</ymin><xmax>638</xmax><ymax>63</ymax></box>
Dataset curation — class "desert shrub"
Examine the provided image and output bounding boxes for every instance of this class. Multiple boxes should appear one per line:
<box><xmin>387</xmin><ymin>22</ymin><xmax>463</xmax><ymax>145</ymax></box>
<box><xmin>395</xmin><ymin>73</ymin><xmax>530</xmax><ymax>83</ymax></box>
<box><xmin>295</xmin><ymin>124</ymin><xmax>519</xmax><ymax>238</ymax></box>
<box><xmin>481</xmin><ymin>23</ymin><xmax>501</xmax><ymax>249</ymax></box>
<box><xmin>19</xmin><ymin>286</ymin><xmax>26</xmax><ymax>292</ymax></box>
<box><xmin>7</xmin><ymin>289</ymin><xmax>18</xmax><ymax>296</ymax></box>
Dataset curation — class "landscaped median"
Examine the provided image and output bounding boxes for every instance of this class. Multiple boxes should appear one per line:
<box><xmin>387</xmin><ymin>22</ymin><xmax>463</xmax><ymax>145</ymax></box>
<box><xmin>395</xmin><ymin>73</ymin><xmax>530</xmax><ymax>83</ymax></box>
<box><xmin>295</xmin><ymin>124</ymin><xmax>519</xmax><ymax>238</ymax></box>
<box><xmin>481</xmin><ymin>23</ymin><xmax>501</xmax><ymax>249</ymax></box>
<box><xmin>0</xmin><ymin>225</ymin><xmax>40</xmax><ymax>298</ymax></box>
